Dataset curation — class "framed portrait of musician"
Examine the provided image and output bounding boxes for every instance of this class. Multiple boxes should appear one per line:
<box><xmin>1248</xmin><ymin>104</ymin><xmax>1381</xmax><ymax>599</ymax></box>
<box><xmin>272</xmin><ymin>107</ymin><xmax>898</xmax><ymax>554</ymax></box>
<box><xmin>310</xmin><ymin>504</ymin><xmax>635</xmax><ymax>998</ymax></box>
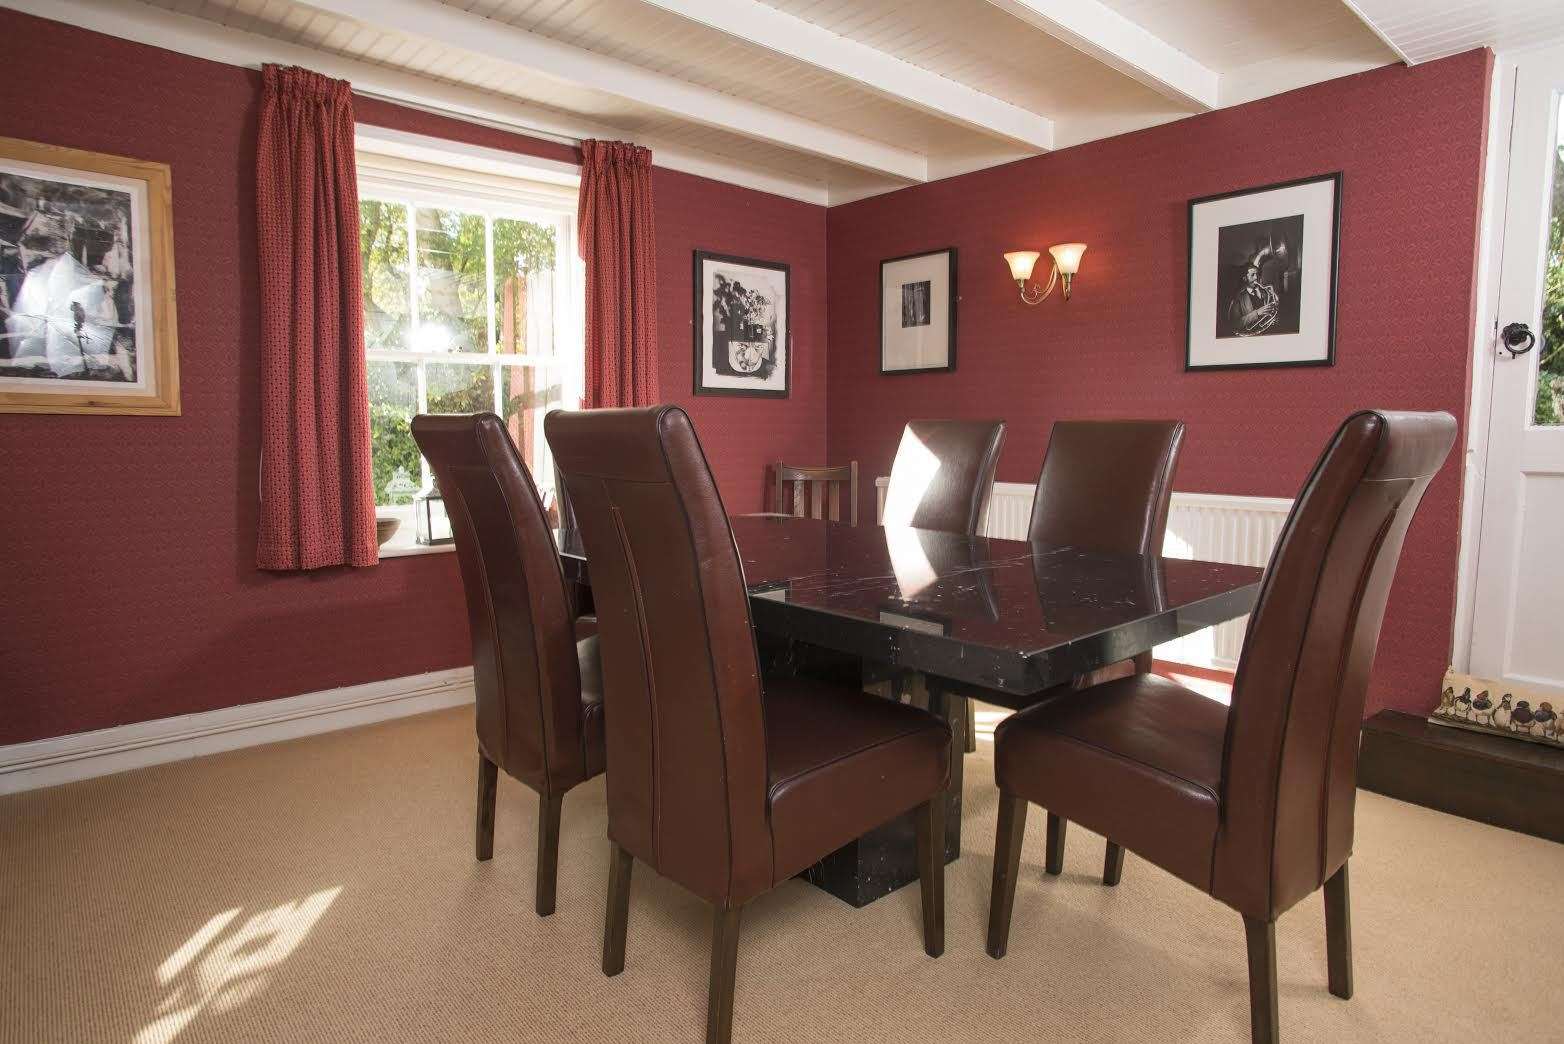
<box><xmin>1185</xmin><ymin>172</ymin><xmax>1341</xmax><ymax>371</ymax></box>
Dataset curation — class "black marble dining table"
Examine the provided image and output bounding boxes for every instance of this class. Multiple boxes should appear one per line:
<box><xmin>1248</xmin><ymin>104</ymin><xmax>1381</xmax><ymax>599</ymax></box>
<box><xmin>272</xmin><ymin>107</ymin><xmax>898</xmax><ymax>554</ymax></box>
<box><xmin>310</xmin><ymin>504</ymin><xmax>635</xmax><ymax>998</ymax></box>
<box><xmin>556</xmin><ymin>514</ymin><xmax>1263</xmax><ymax>906</ymax></box>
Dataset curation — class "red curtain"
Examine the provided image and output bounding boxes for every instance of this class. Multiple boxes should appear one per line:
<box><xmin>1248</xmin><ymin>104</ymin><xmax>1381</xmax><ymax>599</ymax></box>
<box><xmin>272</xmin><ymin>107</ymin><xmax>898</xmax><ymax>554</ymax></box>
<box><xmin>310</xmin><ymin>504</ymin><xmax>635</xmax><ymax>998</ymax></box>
<box><xmin>255</xmin><ymin>65</ymin><xmax>377</xmax><ymax>570</ymax></box>
<box><xmin>577</xmin><ymin>140</ymin><xmax>659</xmax><ymax>408</ymax></box>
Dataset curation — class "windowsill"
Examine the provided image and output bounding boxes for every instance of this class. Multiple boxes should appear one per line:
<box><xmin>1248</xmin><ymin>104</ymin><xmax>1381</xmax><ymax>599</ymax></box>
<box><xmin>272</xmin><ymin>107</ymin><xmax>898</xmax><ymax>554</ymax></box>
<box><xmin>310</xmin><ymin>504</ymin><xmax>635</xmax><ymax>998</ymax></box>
<box><xmin>379</xmin><ymin>541</ymin><xmax>455</xmax><ymax>559</ymax></box>
<box><xmin>375</xmin><ymin>505</ymin><xmax>456</xmax><ymax>559</ymax></box>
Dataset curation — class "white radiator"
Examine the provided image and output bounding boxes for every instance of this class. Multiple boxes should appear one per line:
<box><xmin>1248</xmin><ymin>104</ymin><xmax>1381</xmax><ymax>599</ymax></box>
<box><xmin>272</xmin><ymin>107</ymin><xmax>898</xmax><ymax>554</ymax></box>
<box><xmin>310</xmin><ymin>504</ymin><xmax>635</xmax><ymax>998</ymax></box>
<box><xmin>874</xmin><ymin>479</ymin><xmax>1292</xmax><ymax>672</ymax></box>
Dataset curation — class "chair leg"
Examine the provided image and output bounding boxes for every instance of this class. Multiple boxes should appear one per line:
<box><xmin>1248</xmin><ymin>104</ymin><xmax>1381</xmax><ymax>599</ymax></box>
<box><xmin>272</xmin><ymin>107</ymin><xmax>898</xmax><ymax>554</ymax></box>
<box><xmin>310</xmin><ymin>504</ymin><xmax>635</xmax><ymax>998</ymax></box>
<box><xmin>1103</xmin><ymin>841</ymin><xmax>1125</xmax><ymax>886</ymax></box>
<box><xmin>1243</xmin><ymin>915</ymin><xmax>1280</xmax><ymax>1044</ymax></box>
<box><xmin>535</xmin><ymin>791</ymin><xmax>564</xmax><ymax>916</ymax></box>
<box><xmin>987</xmin><ymin>792</ymin><xmax>1028</xmax><ymax>959</ymax></box>
<box><xmin>914</xmin><ymin>798</ymin><xmax>945</xmax><ymax>957</ymax></box>
<box><xmin>706</xmin><ymin>904</ymin><xmax>744</xmax><ymax>1044</ymax></box>
<box><xmin>475</xmin><ymin>754</ymin><xmax>498</xmax><ymax>862</ymax></box>
<box><xmin>964</xmin><ymin>697</ymin><xmax>978</xmax><ymax>753</ymax></box>
<box><xmin>602</xmin><ymin>843</ymin><xmax>634</xmax><ymax>976</ymax></box>
<box><xmin>1044</xmin><ymin>812</ymin><xmax>1067</xmax><ymax>875</ymax></box>
<box><xmin>1325</xmin><ymin>861</ymin><xmax>1353</xmax><ymax>1000</ymax></box>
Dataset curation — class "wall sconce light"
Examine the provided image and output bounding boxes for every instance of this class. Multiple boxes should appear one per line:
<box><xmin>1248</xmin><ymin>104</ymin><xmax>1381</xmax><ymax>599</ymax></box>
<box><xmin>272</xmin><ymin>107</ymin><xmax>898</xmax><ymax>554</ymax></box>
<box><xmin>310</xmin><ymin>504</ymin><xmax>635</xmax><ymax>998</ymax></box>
<box><xmin>1004</xmin><ymin>243</ymin><xmax>1087</xmax><ymax>305</ymax></box>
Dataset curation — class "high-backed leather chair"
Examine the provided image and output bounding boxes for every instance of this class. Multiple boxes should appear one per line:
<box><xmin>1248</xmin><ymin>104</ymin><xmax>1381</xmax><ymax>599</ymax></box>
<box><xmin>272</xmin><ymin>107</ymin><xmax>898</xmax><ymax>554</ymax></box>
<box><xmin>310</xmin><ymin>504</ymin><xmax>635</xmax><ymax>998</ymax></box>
<box><xmin>936</xmin><ymin>420</ymin><xmax>1184</xmax><ymax>757</ymax></box>
<box><xmin>882</xmin><ymin>419</ymin><xmax>1006</xmax><ymax>535</ymax></box>
<box><xmin>412</xmin><ymin>414</ymin><xmax>605</xmax><ymax>916</ymax></box>
<box><xmin>546</xmin><ymin>405</ymin><xmax>952</xmax><ymax>1044</ymax></box>
<box><xmin>1027</xmin><ymin>419</ymin><xmax>1183</xmax><ymax>843</ymax></box>
<box><xmin>986</xmin><ymin>410</ymin><xmax>1457</xmax><ymax>1043</ymax></box>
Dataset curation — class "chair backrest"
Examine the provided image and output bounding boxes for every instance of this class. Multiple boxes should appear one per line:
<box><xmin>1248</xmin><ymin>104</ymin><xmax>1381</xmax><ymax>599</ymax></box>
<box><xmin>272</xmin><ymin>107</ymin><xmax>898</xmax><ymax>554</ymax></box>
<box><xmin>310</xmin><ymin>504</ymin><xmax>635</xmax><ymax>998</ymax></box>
<box><xmin>545</xmin><ymin>405</ymin><xmax>772</xmax><ymax>907</ymax></box>
<box><xmin>1214</xmin><ymin>410</ymin><xmax>1456</xmax><ymax>919</ymax></box>
<box><xmin>1028</xmin><ymin>420</ymin><xmax>1185</xmax><ymax>556</ymax></box>
<box><xmin>882</xmin><ymin>419</ymin><xmax>1007</xmax><ymax>535</ymax></box>
<box><xmin>774</xmin><ymin>461</ymin><xmax>859</xmax><ymax>525</ymax></box>
<box><xmin>411</xmin><ymin>413</ymin><xmax>589</xmax><ymax>794</ymax></box>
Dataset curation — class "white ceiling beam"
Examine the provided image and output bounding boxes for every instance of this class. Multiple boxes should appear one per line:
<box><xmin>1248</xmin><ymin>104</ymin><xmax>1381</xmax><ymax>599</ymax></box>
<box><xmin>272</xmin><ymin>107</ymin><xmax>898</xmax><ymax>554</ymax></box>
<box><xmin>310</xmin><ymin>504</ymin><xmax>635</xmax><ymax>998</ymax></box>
<box><xmin>1337</xmin><ymin>1</ymin><xmax>1416</xmax><ymax>65</ymax></box>
<box><xmin>637</xmin><ymin>0</ymin><xmax>1054</xmax><ymax>151</ymax></box>
<box><xmin>0</xmin><ymin>0</ymin><xmax>833</xmax><ymax>205</ymax></box>
<box><xmin>984</xmin><ymin>0</ymin><xmax>1220</xmax><ymax>111</ymax></box>
<box><xmin>293</xmin><ymin>0</ymin><xmax>928</xmax><ymax>183</ymax></box>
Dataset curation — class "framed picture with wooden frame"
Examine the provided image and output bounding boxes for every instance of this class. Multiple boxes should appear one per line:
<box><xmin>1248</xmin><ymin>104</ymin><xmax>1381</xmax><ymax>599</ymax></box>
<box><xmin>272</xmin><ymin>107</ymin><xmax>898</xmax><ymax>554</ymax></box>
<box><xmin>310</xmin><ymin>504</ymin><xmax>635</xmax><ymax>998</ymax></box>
<box><xmin>0</xmin><ymin>136</ymin><xmax>180</xmax><ymax>415</ymax></box>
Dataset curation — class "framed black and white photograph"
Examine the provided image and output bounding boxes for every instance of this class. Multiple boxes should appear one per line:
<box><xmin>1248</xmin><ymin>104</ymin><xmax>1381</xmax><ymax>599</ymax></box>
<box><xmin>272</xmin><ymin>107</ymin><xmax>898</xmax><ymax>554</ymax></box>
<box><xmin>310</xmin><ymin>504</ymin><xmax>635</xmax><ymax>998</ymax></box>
<box><xmin>0</xmin><ymin>136</ymin><xmax>180</xmax><ymax>415</ymax></box>
<box><xmin>881</xmin><ymin>247</ymin><xmax>955</xmax><ymax>375</ymax></box>
<box><xmin>693</xmin><ymin>250</ymin><xmax>789</xmax><ymax>398</ymax></box>
<box><xmin>1185</xmin><ymin>172</ymin><xmax>1341</xmax><ymax>372</ymax></box>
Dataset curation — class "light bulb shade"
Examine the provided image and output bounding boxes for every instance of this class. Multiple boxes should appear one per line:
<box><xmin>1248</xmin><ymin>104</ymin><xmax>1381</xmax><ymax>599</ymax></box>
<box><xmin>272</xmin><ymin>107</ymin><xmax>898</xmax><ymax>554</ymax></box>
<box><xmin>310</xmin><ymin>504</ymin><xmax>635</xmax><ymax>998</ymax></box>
<box><xmin>1048</xmin><ymin>242</ymin><xmax>1087</xmax><ymax>275</ymax></box>
<box><xmin>1003</xmin><ymin>250</ymin><xmax>1040</xmax><ymax>283</ymax></box>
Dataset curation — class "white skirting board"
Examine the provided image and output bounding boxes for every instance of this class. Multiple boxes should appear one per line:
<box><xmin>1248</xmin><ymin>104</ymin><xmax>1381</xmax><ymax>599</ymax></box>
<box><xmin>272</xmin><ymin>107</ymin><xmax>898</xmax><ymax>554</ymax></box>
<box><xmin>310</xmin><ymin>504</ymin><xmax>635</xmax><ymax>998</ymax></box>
<box><xmin>874</xmin><ymin>478</ymin><xmax>1293</xmax><ymax>672</ymax></box>
<box><xmin>0</xmin><ymin>667</ymin><xmax>476</xmax><ymax>795</ymax></box>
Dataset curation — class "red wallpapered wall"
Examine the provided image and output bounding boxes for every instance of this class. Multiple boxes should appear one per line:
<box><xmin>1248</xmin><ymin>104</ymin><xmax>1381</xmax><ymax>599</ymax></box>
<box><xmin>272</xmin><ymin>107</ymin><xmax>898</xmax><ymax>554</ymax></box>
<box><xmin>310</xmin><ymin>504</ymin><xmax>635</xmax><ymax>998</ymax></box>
<box><xmin>0</xmin><ymin>12</ymin><xmax>826</xmax><ymax>744</ymax></box>
<box><xmin>826</xmin><ymin>52</ymin><xmax>1493</xmax><ymax>717</ymax></box>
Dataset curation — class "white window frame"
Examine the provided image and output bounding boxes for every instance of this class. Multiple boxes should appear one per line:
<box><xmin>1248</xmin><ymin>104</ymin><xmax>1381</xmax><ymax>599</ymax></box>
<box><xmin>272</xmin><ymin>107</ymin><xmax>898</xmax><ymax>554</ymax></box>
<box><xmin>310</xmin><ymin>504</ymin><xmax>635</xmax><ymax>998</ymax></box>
<box><xmin>354</xmin><ymin>129</ymin><xmax>584</xmax><ymax>555</ymax></box>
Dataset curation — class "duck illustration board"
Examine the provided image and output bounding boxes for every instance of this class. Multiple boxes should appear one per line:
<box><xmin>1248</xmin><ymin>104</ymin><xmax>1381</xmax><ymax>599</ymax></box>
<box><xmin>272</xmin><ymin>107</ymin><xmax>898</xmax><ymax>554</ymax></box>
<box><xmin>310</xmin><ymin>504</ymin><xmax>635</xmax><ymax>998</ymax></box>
<box><xmin>1433</xmin><ymin>669</ymin><xmax>1564</xmax><ymax>750</ymax></box>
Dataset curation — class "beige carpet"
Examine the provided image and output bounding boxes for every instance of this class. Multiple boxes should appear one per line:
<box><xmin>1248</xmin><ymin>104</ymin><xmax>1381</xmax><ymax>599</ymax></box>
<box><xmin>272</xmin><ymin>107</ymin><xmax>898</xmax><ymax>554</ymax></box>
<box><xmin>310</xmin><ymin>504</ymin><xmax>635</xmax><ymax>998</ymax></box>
<box><xmin>3</xmin><ymin>705</ymin><xmax>1560</xmax><ymax>1044</ymax></box>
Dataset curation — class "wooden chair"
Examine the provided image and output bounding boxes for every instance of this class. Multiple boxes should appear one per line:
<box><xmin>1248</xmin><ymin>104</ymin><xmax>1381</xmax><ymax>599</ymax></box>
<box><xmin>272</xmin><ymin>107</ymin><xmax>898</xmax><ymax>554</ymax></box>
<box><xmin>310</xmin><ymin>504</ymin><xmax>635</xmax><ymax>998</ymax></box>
<box><xmin>773</xmin><ymin>461</ymin><xmax>859</xmax><ymax>525</ymax></box>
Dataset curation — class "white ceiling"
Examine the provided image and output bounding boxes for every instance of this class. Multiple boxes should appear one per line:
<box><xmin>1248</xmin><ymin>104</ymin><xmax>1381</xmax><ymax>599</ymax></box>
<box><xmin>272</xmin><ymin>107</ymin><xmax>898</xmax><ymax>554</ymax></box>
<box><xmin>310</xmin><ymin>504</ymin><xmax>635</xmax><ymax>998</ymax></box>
<box><xmin>12</xmin><ymin>0</ymin><xmax>1563</xmax><ymax>205</ymax></box>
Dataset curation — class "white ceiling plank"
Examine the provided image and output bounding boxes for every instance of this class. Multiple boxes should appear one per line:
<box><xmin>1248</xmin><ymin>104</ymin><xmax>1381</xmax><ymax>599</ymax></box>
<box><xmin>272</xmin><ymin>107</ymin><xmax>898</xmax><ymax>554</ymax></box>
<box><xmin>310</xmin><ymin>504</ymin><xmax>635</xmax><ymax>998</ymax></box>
<box><xmin>984</xmin><ymin>0</ymin><xmax>1220</xmax><ymax>110</ymax></box>
<box><xmin>637</xmin><ymin>0</ymin><xmax>1054</xmax><ymax>151</ymax></box>
<box><xmin>0</xmin><ymin>0</ymin><xmax>833</xmax><ymax>205</ymax></box>
<box><xmin>291</xmin><ymin>0</ymin><xmax>928</xmax><ymax>182</ymax></box>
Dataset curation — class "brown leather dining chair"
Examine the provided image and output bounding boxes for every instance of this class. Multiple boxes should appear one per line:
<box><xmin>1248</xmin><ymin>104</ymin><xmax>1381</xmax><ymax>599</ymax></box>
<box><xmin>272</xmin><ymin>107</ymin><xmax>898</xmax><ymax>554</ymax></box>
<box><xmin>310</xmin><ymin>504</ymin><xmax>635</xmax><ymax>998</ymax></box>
<box><xmin>1024</xmin><ymin>418</ymin><xmax>1184</xmax><ymax>870</ymax></box>
<box><xmin>546</xmin><ymin>405</ymin><xmax>952</xmax><ymax>1044</ymax></box>
<box><xmin>412</xmin><ymin>414</ymin><xmax>605</xmax><ymax>917</ymax></box>
<box><xmin>881</xmin><ymin>418</ymin><xmax>1006</xmax><ymax>534</ymax></box>
<box><xmin>986</xmin><ymin>410</ymin><xmax>1457</xmax><ymax>1043</ymax></box>
<box><xmin>931</xmin><ymin>419</ymin><xmax>1184</xmax><ymax>759</ymax></box>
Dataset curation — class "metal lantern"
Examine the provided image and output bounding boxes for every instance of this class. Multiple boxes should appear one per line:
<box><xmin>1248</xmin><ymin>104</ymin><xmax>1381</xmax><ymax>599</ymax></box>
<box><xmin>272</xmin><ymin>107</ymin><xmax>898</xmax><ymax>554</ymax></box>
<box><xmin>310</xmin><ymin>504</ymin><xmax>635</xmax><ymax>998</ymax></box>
<box><xmin>414</xmin><ymin>485</ymin><xmax>453</xmax><ymax>546</ymax></box>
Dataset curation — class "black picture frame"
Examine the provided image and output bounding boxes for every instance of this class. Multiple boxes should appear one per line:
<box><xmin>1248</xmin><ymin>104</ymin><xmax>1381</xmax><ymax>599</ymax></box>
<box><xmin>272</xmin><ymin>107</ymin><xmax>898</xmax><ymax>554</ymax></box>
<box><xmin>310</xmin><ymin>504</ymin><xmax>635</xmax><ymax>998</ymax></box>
<box><xmin>692</xmin><ymin>249</ymin><xmax>791</xmax><ymax>398</ymax></box>
<box><xmin>880</xmin><ymin>247</ymin><xmax>957</xmax><ymax>376</ymax></box>
<box><xmin>1184</xmin><ymin>172</ymin><xmax>1342</xmax><ymax>372</ymax></box>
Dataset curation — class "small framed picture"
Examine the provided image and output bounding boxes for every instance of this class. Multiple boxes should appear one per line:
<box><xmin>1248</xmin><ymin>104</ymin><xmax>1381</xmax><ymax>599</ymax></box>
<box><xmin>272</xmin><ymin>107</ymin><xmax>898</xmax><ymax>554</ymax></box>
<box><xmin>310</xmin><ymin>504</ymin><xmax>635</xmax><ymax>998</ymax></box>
<box><xmin>1185</xmin><ymin>173</ymin><xmax>1341</xmax><ymax>371</ymax></box>
<box><xmin>0</xmin><ymin>136</ymin><xmax>180</xmax><ymax>415</ymax></box>
<box><xmin>881</xmin><ymin>247</ymin><xmax>956</xmax><ymax>375</ymax></box>
<box><xmin>693</xmin><ymin>250</ymin><xmax>789</xmax><ymax>398</ymax></box>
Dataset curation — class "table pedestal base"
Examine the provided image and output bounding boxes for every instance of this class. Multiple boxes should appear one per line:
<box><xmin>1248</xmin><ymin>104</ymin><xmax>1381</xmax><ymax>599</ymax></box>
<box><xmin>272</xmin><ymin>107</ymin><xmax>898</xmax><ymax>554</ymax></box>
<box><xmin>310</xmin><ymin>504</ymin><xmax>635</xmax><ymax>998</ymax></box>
<box><xmin>799</xmin><ymin>670</ymin><xmax>967</xmax><ymax>907</ymax></box>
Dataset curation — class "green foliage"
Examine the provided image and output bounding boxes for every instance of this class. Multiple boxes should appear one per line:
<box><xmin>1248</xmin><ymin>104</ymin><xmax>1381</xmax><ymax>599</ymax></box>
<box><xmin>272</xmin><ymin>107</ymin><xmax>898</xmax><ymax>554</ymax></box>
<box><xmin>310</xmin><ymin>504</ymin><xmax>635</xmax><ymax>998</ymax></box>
<box><xmin>1535</xmin><ymin>140</ymin><xmax>1564</xmax><ymax>426</ymax></box>
<box><xmin>360</xmin><ymin>198</ymin><xmax>561</xmax><ymax>504</ymax></box>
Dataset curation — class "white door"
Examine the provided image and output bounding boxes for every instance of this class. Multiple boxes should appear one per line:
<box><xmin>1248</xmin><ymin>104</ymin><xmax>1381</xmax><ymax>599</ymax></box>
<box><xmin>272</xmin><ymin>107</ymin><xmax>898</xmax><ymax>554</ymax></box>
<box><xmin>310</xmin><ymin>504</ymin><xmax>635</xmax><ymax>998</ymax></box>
<box><xmin>1468</xmin><ymin>46</ymin><xmax>1564</xmax><ymax>700</ymax></box>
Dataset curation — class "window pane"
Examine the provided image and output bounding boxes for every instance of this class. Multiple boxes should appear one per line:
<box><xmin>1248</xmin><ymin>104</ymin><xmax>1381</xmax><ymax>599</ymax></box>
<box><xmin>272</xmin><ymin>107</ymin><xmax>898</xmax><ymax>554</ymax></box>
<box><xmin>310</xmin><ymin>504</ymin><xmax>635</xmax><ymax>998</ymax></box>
<box><xmin>500</xmin><ymin>364</ymin><xmax>565</xmax><ymax>498</ymax></box>
<box><xmin>415</xmin><ymin>207</ymin><xmax>486</xmax><ymax>354</ymax></box>
<box><xmin>493</xmin><ymin>216</ymin><xmax>557</xmax><ymax>356</ymax></box>
<box><xmin>426</xmin><ymin>360</ymin><xmax>494</xmax><ymax>415</ymax></box>
<box><xmin>1535</xmin><ymin>114</ymin><xmax>1564</xmax><ymax>426</ymax></box>
<box><xmin>360</xmin><ymin>200</ymin><xmax>409</xmax><ymax>351</ymax></box>
<box><xmin>367</xmin><ymin>360</ymin><xmax>419</xmax><ymax>506</ymax></box>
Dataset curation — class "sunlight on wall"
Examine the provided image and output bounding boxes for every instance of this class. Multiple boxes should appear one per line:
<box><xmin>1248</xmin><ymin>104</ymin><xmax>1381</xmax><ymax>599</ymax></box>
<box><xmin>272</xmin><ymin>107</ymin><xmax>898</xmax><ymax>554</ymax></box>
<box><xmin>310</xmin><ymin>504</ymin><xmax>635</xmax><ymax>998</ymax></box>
<box><xmin>882</xmin><ymin>429</ymin><xmax>942</xmax><ymax>528</ymax></box>
<box><xmin>136</xmin><ymin>887</ymin><xmax>342</xmax><ymax>1044</ymax></box>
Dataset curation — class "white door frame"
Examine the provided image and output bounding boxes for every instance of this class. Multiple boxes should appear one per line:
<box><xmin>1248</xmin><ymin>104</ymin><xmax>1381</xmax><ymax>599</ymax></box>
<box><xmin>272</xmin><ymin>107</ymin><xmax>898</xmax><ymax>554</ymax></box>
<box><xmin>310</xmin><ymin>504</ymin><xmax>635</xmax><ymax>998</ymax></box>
<box><xmin>1454</xmin><ymin>41</ymin><xmax>1564</xmax><ymax>674</ymax></box>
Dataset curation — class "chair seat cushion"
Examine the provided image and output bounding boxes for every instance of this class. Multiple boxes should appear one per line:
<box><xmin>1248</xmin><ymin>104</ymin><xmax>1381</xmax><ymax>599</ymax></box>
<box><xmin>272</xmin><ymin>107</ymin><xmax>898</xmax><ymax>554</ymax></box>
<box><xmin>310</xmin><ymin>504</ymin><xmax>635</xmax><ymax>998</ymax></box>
<box><xmin>994</xmin><ymin>674</ymin><xmax>1227</xmax><ymax>891</ymax></box>
<box><xmin>763</xmin><ymin>680</ymin><xmax>951</xmax><ymax>885</ymax></box>
<box><xmin>577</xmin><ymin>634</ymin><xmax>606</xmax><ymax>779</ymax></box>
